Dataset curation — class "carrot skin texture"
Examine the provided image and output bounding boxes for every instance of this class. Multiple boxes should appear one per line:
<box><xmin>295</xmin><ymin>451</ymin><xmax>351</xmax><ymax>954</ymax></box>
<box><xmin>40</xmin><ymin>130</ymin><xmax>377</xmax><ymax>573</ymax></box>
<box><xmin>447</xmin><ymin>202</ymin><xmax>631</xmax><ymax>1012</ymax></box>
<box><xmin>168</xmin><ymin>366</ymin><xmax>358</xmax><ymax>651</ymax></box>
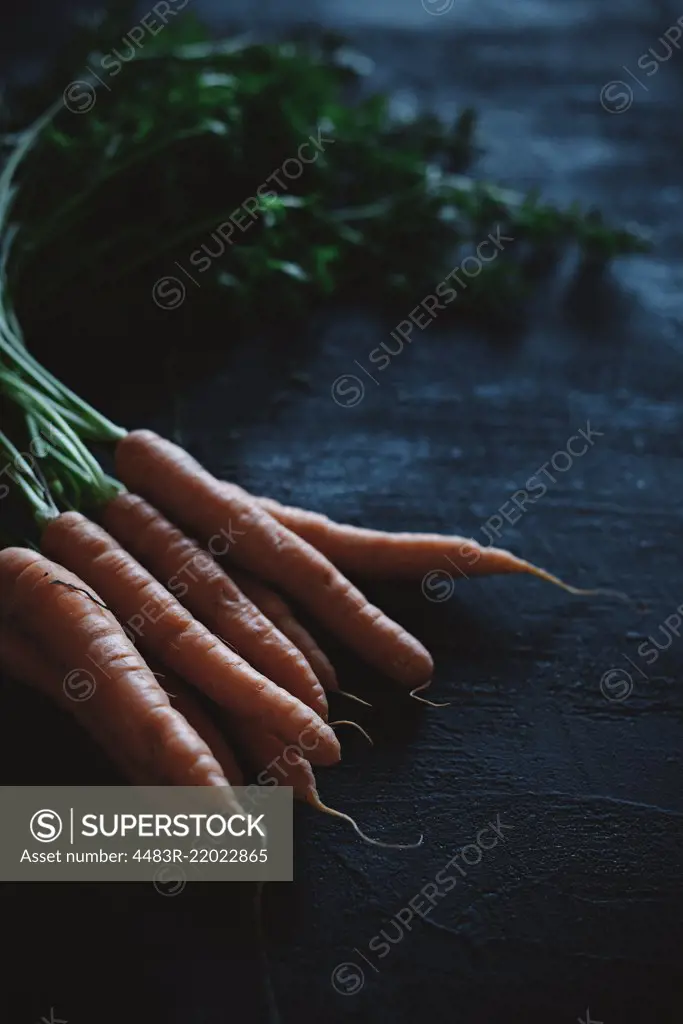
<box><xmin>101</xmin><ymin>492</ymin><xmax>328</xmax><ymax>720</ymax></box>
<box><xmin>229</xmin><ymin>568</ymin><xmax>338</xmax><ymax>692</ymax></box>
<box><xmin>116</xmin><ymin>431</ymin><xmax>433</xmax><ymax>687</ymax></box>
<box><xmin>150</xmin><ymin>662</ymin><xmax>244</xmax><ymax>786</ymax></box>
<box><xmin>0</xmin><ymin>624</ymin><xmax>158</xmax><ymax>783</ymax></box>
<box><xmin>0</xmin><ymin>551</ymin><xmax>234</xmax><ymax>791</ymax></box>
<box><xmin>237</xmin><ymin>721</ymin><xmax>317</xmax><ymax>801</ymax></box>
<box><xmin>40</xmin><ymin>514</ymin><xmax>339</xmax><ymax>765</ymax></box>
<box><xmin>169</xmin><ymin>692</ymin><xmax>243</xmax><ymax>786</ymax></box>
<box><xmin>255</xmin><ymin>496</ymin><xmax>544</xmax><ymax>580</ymax></box>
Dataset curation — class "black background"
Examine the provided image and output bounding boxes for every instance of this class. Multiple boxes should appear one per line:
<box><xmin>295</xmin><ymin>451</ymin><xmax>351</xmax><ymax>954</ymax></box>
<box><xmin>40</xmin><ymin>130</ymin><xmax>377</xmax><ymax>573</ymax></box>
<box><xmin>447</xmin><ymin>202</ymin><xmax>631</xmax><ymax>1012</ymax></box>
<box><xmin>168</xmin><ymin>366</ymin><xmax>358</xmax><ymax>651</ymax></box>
<box><xmin>2</xmin><ymin>1</ymin><xmax>683</xmax><ymax>1022</ymax></box>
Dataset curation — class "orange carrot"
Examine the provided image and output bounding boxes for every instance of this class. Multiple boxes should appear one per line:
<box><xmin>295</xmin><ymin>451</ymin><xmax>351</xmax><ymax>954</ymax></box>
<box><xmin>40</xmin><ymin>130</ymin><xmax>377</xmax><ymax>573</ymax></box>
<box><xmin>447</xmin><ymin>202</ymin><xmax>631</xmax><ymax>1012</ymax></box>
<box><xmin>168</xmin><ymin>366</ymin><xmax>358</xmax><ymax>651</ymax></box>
<box><xmin>149</xmin><ymin>662</ymin><xmax>244</xmax><ymax>786</ymax></box>
<box><xmin>0</xmin><ymin>549</ymin><xmax>239</xmax><ymax>793</ymax></box>
<box><xmin>228</xmin><ymin>568</ymin><xmax>338</xmax><ymax>692</ymax></box>
<box><xmin>0</xmin><ymin>624</ymin><xmax>157</xmax><ymax>784</ymax></box>
<box><xmin>237</xmin><ymin>723</ymin><xmax>420</xmax><ymax>848</ymax></box>
<box><xmin>100</xmin><ymin>492</ymin><xmax>328</xmax><ymax>720</ymax></box>
<box><xmin>39</xmin><ymin>513</ymin><xmax>340</xmax><ymax>765</ymax></box>
<box><xmin>238</xmin><ymin>722</ymin><xmax>316</xmax><ymax>801</ymax></box>
<box><xmin>116</xmin><ymin>431</ymin><xmax>433</xmax><ymax>687</ymax></box>
<box><xmin>254</xmin><ymin>495</ymin><xmax>595</xmax><ymax>591</ymax></box>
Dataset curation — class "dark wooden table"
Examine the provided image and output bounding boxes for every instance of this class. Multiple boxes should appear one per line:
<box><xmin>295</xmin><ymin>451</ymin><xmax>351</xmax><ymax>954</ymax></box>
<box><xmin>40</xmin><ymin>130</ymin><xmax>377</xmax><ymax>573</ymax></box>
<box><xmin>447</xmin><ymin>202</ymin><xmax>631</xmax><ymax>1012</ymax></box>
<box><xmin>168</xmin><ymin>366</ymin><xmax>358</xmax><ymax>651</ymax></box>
<box><xmin>2</xmin><ymin>1</ymin><xmax>682</xmax><ymax>1022</ymax></box>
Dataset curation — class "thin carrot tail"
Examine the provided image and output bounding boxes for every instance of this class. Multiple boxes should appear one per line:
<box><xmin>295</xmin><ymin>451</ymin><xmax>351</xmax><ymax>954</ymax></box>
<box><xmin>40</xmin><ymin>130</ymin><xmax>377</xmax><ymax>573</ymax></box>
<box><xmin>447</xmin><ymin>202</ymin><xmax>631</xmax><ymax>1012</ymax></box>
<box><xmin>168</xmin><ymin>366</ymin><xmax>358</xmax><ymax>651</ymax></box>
<box><xmin>409</xmin><ymin>681</ymin><xmax>451</xmax><ymax>708</ymax></box>
<box><xmin>307</xmin><ymin>791</ymin><xmax>423</xmax><ymax>849</ymax></box>
<box><xmin>329</xmin><ymin>720</ymin><xmax>374</xmax><ymax>746</ymax></box>
<box><xmin>519</xmin><ymin>559</ymin><xmax>630</xmax><ymax>602</ymax></box>
<box><xmin>336</xmin><ymin>689</ymin><xmax>373</xmax><ymax>708</ymax></box>
<box><xmin>486</xmin><ymin>545</ymin><xmax>629</xmax><ymax>601</ymax></box>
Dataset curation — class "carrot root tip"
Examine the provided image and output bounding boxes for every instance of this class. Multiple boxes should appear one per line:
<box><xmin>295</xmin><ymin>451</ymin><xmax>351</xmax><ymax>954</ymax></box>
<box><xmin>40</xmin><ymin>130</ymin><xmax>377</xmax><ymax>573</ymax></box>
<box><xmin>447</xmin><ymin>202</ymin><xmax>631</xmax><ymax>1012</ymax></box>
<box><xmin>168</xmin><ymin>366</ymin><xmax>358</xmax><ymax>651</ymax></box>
<box><xmin>525</xmin><ymin>564</ymin><xmax>630</xmax><ymax>602</ymax></box>
<box><xmin>329</xmin><ymin>720</ymin><xmax>374</xmax><ymax>746</ymax></box>
<box><xmin>336</xmin><ymin>689</ymin><xmax>373</xmax><ymax>708</ymax></box>
<box><xmin>307</xmin><ymin>792</ymin><xmax>423</xmax><ymax>849</ymax></box>
<box><xmin>409</xmin><ymin>682</ymin><xmax>451</xmax><ymax>708</ymax></box>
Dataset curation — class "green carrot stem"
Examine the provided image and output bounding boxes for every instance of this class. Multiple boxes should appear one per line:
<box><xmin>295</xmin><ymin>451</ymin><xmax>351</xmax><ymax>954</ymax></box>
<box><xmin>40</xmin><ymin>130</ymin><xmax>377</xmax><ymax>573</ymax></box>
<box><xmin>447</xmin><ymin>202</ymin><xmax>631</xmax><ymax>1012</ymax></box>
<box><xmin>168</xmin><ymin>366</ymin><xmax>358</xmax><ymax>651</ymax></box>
<box><xmin>0</xmin><ymin>105</ymin><xmax>126</xmax><ymax>444</ymax></box>
<box><xmin>0</xmin><ymin>101</ymin><xmax>61</xmax><ymax>227</ymax></box>
<box><xmin>0</xmin><ymin>372</ymin><xmax>105</xmax><ymax>484</ymax></box>
<box><xmin>25</xmin><ymin>411</ymin><xmax>47</xmax><ymax>458</ymax></box>
<box><xmin>0</xmin><ymin>326</ymin><xmax>126</xmax><ymax>440</ymax></box>
<box><xmin>10</xmin><ymin>469</ymin><xmax>53</xmax><ymax>520</ymax></box>
<box><xmin>0</xmin><ymin>427</ymin><xmax>36</xmax><ymax>480</ymax></box>
<box><xmin>41</xmin><ymin>443</ymin><xmax>101</xmax><ymax>486</ymax></box>
<box><xmin>0</xmin><ymin>428</ymin><xmax>57</xmax><ymax>520</ymax></box>
<box><xmin>28</xmin><ymin>410</ymin><xmax>100</xmax><ymax>484</ymax></box>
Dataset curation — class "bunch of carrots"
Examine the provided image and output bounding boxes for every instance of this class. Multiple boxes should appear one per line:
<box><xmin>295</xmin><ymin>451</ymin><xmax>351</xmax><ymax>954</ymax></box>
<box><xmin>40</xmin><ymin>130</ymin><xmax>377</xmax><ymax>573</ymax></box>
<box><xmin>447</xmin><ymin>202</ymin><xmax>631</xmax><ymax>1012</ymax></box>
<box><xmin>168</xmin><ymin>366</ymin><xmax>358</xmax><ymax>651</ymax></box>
<box><xmin>0</xmin><ymin>106</ymin><xmax>609</xmax><ymax>845</ymax></box>
<box><xmin>1</xmin><ymin>424</ymin><xmax>591</xmax><ymax>844</ymax></box>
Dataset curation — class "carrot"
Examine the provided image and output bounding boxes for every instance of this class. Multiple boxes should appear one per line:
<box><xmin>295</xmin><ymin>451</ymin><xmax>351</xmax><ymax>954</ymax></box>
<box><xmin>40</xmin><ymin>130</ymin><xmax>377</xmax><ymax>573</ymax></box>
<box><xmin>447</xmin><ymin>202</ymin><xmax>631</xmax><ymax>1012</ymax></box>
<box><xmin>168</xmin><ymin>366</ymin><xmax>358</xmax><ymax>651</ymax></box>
<box><xmin>116</xmin><ymin>431</ymin><xmax>434</xmax><ymax>687</ymax></box>
<box><xmin>0</xmin><ymin>548</ymin><xmax>239</xmax><ymax>794</ymax></box>
<box><xmin>148</xmin><ymin>661</ymin><xmax>244</xmax><ymax>786</ymax></box>
<box><xmin>228</xmin><ymin>568</ymin><xmax>338</xmax><ymax>692</ymax></box>
<box><xmin>237</xmin><ymin>723</ymin><xmax>420</xmax><ymax>848</ymax></box>
<box><xmin>0</xmin><ymin>623</ymin><xmax>155</xmax><ymax>784</ymax></box>
<box><xmin>39</xmin><ymin>513</ymin><xmax>340</xmax><ymax>765</ymax></box>
<box><xmin>238</xmin><ymin>722</ymin><xmax>317</xmax><ymax>801</ymax></box>
<box><xmin>254</xmin><ymin>495</ymin><xmax>600</xmax><ymax>592</ymax></box>
<box><xmin>100</xmin><ymin>492</ymin><xmax>328</xmax><ymax>720</ymax></box>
